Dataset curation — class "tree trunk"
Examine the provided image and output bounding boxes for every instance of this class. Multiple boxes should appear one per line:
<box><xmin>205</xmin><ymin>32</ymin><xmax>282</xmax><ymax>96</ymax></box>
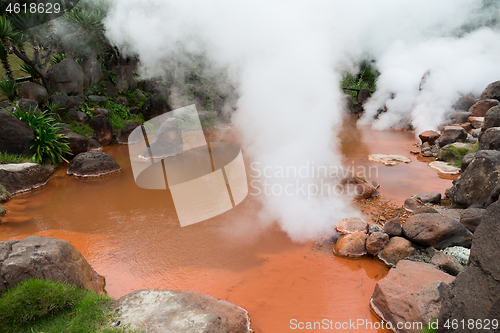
<box><xmin>1</xmin><ymin>58</ymin><xmax>14</xmax><ymax>81</ymax></box>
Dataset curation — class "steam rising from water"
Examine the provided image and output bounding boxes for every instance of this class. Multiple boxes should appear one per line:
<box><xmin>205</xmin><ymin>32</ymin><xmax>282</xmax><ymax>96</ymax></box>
<box><xmin>102</xmin><ymin>0</ymin><xmax>500</xmax><ymax>241</ymax></box>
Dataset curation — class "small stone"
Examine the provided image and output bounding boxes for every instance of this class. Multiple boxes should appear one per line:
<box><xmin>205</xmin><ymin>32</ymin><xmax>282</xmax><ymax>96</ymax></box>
<box><xmin>431</xmin><ymin>251</ymin><xmax>464</xmax><ymax>276</ymax></box>
<box><xmin>383</xmin><ymin>217</ymin><xmax>402</xmax><ymax>237</ymax></box>
<box><xmin>333</xmin><ymin>232</ymin><xmax>368</xmax><ymax>258</ymax></box>
<box><xmin>368</xmin><ymin>223</ymin><xmax>384</xmax><ymax>234</ymax></box>
<box><xmin>377</xmin><ymin>237</ymin><xmax>415</xmax><ymax>267</ymax></box>
<box><xmin>367</xmin><ymin>154</ymin><xmax>411</xmax><ymax>166</ymax></box>
<box><xmin>404</xmin><ymin>198</ymin><xmax>423</xmax><ymax>212</ymax></box>
<box><xmin>414</xmin><ymin>192</ymin><xmax>442</xmax><ymax>204</ymax></box>
<box><xmin>335</xmin><ymin>217</ymin><xmax>368</xmax><ymax>235</ymax></box>
<box><xmin>468</xmin><ymin>116</ymin><xmax>484</xmax><ymax>129</ymax></box>
<box><xmin>428</xmin><ymin>161</ymin><xmax>461</xmax><ymax>175</ymax></box>
<box><xmin>366</xmin><ymin>232</ymin><xmax>389</xmax><ymax>255</ymax></box>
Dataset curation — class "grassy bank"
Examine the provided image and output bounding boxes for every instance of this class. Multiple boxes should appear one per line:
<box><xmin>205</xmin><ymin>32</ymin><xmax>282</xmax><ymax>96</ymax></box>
<box><xmin>0</xmin><ymin>279</ymin><xmax>134</xmax><ymax>333</ymax></box>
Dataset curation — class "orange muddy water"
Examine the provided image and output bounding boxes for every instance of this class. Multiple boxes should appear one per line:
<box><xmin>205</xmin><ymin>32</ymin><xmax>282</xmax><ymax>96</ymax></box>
<box><xmin>0</xmin><ymin>119</ymin><xmax>453</xmax><ymax>333</ymax></box>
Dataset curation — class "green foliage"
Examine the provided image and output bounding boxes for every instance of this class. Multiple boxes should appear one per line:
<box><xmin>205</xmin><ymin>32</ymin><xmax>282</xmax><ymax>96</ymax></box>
<box><xmin>0</xmin><ymin>79</ymin><xmax>19</xmax><ymax>101</ymax></box>
<box><xmin>439</xmin><ymin>142</ymin><xmax>479</xmax><ymax>167</ymax></box>
<box><xmin>9</xmin><ymin>105</ymin><xmax>72</xmax><ymax>165</ymax></box>
<box><xmin>0</xmin><ymin>152</ymin><xmax>31</xmax><ymax>164</ymax></box>
<box><xmin>0</xmin><ymin>278</ymin><xmax>133</xmax><ymax>333</ymax></box>
<box><xmin>341</xmin><ymin>60</ymin><xmax>379</xmax><ymax>103</ymax></box>
<box><xmin>50</xmin><ymin>53</ymin><xmax>67</xmax><ymax>65</ymax></box>
<box><xmin>84</xmin><ymin>80</ymin><xmax>107</xmax><ymax>96</ymax></box>
<box><xmin>46</xmin><ymin>102</ymin><xmax>62</xmax><ymax>114</ymax></box>
<box><xmin>20</xmin><ymin>61</ymin><xmax>41</xmax><ymax>79</ymax></box>
<box><xmin>70</xmin><ymin>124</ymin><xmax>94</xmax><ymax>137</ymax></box>
<box><xmin>122</xmin><ymin>89</ymin><xmax>148</xmax><ymax>107</ymax></box>
<box><xmin>103</xmin><ymin>69</ymin><xmax>116</xmax><ymax>84</ymax></box>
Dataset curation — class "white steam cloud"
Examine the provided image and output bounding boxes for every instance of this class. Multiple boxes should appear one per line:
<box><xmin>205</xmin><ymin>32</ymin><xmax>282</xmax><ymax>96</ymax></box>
<box><xmin>102</xmin><ymin>0</ymin><xmax>500</xmax><ymax>241</ymax></box>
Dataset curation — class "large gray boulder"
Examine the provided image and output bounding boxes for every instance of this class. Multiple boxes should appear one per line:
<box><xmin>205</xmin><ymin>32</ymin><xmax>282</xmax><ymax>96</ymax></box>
<box><xmin>67</xmin><ymin>151</ymin><xmax>120</xmax><ymax>177</ymax></box>
<box><xmin>479</xmin><ymin>127</ymin><xmax>500</xmax><ymax>150</ymax></box>
<box><xmin>0</xmin><ymin>163</ymin><xmax>50</xmax><ymax>195</ymax></box>
<box><xmin>480</xmin><ymin>80</ymin><xmax>500</xmax><ymax>101</ymax></box>
<box><xmin>0</xmin><ymin>109</ymin><xmax>34</xmax><ymax>155</ymax></box>
<box><xmin>81</xmin><ymin>56</ymin><xmax>103</xmax><ymax>87</ymax></box>
<box><xmin>370</xmin><ymin>260</ymin><xmax>454</xmax><ymax>333</ymax></box>
<box><xmin>114</xmin><ymin>65</ymin><xmax>137</xmax><ymax>92</ymax></box>
<box><xmin>113</xmin><ymin>289</ymin><xmax>252</xmax><ymax>333</ymax></box>
<box><xmin>447</xmin><ymin>150</ymin><xmax>500</xmax><ymax>207</ymax></box>
<box><xmin>48</xmin><ymin>94</ymin><xmax>76</xmax><ymax>113</ymax></box>
<box><xmin>47</xmin><ymin>58</ymin><xmax>84</xmax><ymax>95</ymax></box>
<box><xmin>403</xmin><ymin>213</ymin><xmax>473</xmax><ymax>249</ymax></box>
<box><xmin>0</xmin><ymin>236</ymin><xmax>105</xmax><ymax>294</ymax></box>
<box><xmin>141</xmin><ymin>96</ymin><xmax>172</xmax><ymax>121</ymax></box>
<box><xmin>17</xmin><ymin>82</ymin><xmax>48</xmax><ymax>105</ymax></box>
<box><xmin>438</xmin><ymin>199</ymin><xmax>500</xmax><ymax>332</ymax></box>
<box><xmin>480</xmin><ymin>105</ymin><xmax>500</xmax><ymax>134</ymax></box>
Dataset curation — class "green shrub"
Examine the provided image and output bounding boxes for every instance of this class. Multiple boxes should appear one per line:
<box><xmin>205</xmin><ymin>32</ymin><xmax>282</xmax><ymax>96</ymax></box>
<box><xmin>9</xmin><ymin>106</ymin><xmax>72</xmax><ymax>165</ymax></box>
<box><xmin>0</xmin><ymin>278</ymin><xmax>132</xmax><ymax>333</ymax></box>
<box><xmin>0</xmin><ymin>79</ymin><xmax>19</xmax><ymax>101</ymax></box>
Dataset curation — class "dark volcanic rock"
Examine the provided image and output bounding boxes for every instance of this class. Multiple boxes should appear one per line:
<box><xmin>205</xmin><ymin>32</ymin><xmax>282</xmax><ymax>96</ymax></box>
<box><xmin>0</xmin><ymin>110</ymin><xmax>34</xmax><ymax>155</ymax></box>
<box><xmin>102</xmin><ymin>81</ymin><xmax>119</xmax><ymax>98</ymax></box>
<box><xmin>113</xmin><ymin>289</ymin><xmax>252</xmax><ymax>333</ymax></box>
<box><xmin>17</xmin><ymin>82</ymin><xmax>48</xmax><ymax>104</ymax></box>
<box><xmin>48</xmin><ymin>94</ymin><xmax>75</xmax><ymax>113</ymax></box>
<box><xmin>371</xmin><ymin>260</ymin><xmax>454</xmax><ymax>333</ymax></box>
<box><xmin>0</xmin><ymin>236</ymin><xmax>104</xmax><ymax>294</ymax></box>
<box><xmin>479</xmin><ymin>127</ymin><xmax>500</xmax><ymax>150</ymax></box>
<box><xmin>140</xmin><ymin>118</ymin><xmax>183</xmax><ymax>159</ymax></box>
<box><xmin>454</xmin><ymin>111</ymin><xmax>471</xmax><ymax>124</ymax></box>
<box><xmin>0</xmin><ymin>163</ymin><xmax>50</xmax><ymax>195</ymax></box>
<box><xmin>453</xmin><ymin>93</ymin><xmax>476</xmax><ymax>111</ymax></box>
<box><xmin>402</xmin><ymin>213</ymin><xmax>473</xmax><ymax>249</ymax></box>
<box><xmin>114</xmin><ymin>65</ymin><xmax>137</xmax><ymax>92</ymax></box>
<box><xmin>66</xmin><ymin>108</ymin><xmax>89</xmax><ymax>125</ymax></box>
<box><xmin>59</xmin><ymin>129</ymin><xmax>91</xmax><ymax>156</ymax></box>
<box><xmin>481</xmin><ymin>105</ymin><xmax>500</xmax><ymax>134</ymax></box>
<box><xmin>141</xmin><ymin>96</ymin><xmax>172</xmax><ymax>121</ymax></box>
<box><xmin>438</xmin><ymin>126</ymin><xmax>467</xmax><ymax>147</ymax></box>
<box><xmin>87</xmin><ymin>95</ymin><xmax>108</xmax><ymax>105</ymax></box>
<box><xmin>459</xmin><ymin>207</ymin><xmax>484</xmax><ymax>233</ymax></box>
<box><xmin>480</xmin><ymin>80</ymin><xmax>500</xmax><ymax>101</ymax></box>
<box><xmin>117</xmin><ymin>122</ymin><xmax>141</xmax><ymax>144</ymax></box>
<box><xmin>47</xmin><ymin>58</ymin><xmax>84</xmax><ymax>95</ymax></box>
<box><xmin>15</xmin><ymin>99</ymin><xmax>38</xmax><ymax>114</ymax></box>
<box><xmin>81</xmin><ymin>57</ymin><xmax>103</xmax><ymax>87</ymax></box>
<box><xmin>437</xmin><ymin>199</ymin><xmax>500</xmax><ymax>333</ymax></box>
<box><xmin>461</xmin><ymin>152</ymin><xmax>477</xmax><ymax>171</ymax></box>
<box><xmin>67</xmin><ymin>151</ymin><xmax>121</xmax><ymax>177</ymax></box>
<box><xmin>357</xmin><ymin>88</ymin><xmax>371</xmax><ymax>106</ymax></box>
<box><xmin>447</xmin><ymin>150</ymin><xmax>500</xmax><ymax>207</ymax></box>
<box><xmin>89</xmin><ymin>115</ymin><xmax>113</xmax><ymax>145</ymax></box>
<box><xmin>384</xmin><ymin>217</ymin><xmax>402</xmax><ymax>237</ymax></box>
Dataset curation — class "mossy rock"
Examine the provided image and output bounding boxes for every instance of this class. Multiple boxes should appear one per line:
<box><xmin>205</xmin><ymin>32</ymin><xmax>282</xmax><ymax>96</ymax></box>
<box><xmin>0</xmin><ymin>184</ymin><xmax>10</xmax><ymax>203</ymax></box>
<box><xmin>439</xmin><ymin>142</ymin><xmax>478</xmax><ymax>167</ymax></box>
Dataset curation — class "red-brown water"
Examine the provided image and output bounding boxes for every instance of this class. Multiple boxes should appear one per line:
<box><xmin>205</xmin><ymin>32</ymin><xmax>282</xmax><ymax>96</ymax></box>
<box><xmin>0</xmin><ymin>120</ymin><xmax>453</xmax><ymax>333</ymax></box>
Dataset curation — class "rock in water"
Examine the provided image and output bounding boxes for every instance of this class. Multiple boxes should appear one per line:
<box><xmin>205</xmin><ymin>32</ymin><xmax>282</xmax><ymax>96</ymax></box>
<box><xmin>141</xmin><ymin>96</ymin><xmax>172</xmax><ymax>121</ymax></box>
<box><xmin>438</xmin><ymin>199</ymin><xmax>500</xmax><ymax>333</ymax></box>
<box><xmin>140</xmin><ymin>118</ymin><xmax>183</xmax><ymax>159</ymax></box>
<box><xmin>89</xmin><ymin>115</ymin><xmax>113</xmax><ymax>145</ymax></box>
<box><xmin>113</xmin><ymin>290</ymin><xmax>252</xmax><ymax>333</ymax></box>
<box><xmin>0</xmin><ymin>163</ymin><xmax>50</xmax><ymax>195</ymax></box>
<box><xmin>419</xmin><ymin>130</ymin><xmax>440</xmax><ymax>146</ymax></box>
<box><xmin>333</xmin><ymin>232</ymin><xmax>368</xmax><ymax>258</ymax></box>
<box><xmin>402</xmin><ymin>213</ymin><xmax>473</xmax><ymax>249</ymax></box>
<box><xmin>377</xmin><ymin>237</ymin><xmax>415</xmax><ymax>267</ymax></box>
<box><xmin>367</xmin><ymin>154</ymin><xmax>411</xmax><ymax>166</ymax></box>
<box><xmin>447</xmin><ymin>150</ymin><xmax>500</xmax><ymax>207</ymax></box>
<box><xmin>335</xmin><ymin>217</ymin><xmax>368</xmax><ymax>235</ymax></box>
<box><xmin>370</xmin><ymin>260</ymin><xmax>454</xmax><ymax>333</ymax></box>
<box><xmin>428</xmin><ymin>161</ymin><xmax>461</xmax><ymax>175</ymax></box>
<box><xmin>67</xmin><ymin>151</ymin><xmax>121</xmax><ymax>177</ymax></box>
<box><xmin>0</xmin><ymin>236</ymin><xmax>105</xmax><ymax>294</ymax></box>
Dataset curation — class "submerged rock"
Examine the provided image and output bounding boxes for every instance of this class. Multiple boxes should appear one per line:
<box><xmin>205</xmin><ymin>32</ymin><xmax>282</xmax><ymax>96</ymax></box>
<box><xmin>0</xmin><ymin>236</ymin><xmax>105</xmax><ymax>294</ymax></box>
<box><xmin>367</xmin><ymin>154</ymin><xmax>411</xmax><ymax>166</ymax></box>
<box><xmin>335</xmin><ymin>217</ymin><xmax>368</xmax><ymax>235</ymax></box>
<box><xmin>113</xmin><ymin>289</ymin><xmax>252</xmax><ymax>333</ymax></box>
<box><xmin>370</xmin><ymin>260</ymin><xmax>454</xmax><ymax>333</ymax></box>
<box><xmin>67</xmin><ymin>151</ymin><xmax>121</xmax><ymax>177</ymax></box>
<box><xmin>333</xmin><ymin>232</ymin><xmax>368</xmax><ymax>258</ymax></box>
<box><xmin>428</xmin><ymin>161</ymin><xmax>460</xmax><ymax>175</ymax></box>
<box><xmin>377</xmin><ymin>237</ymin><xmax>415</xmax><ymax>267</ymax></box>
<box><xmin>402</xmin><ymin>213</ymin><xmax>473</xmax><ymax>249</ymax></box>
<box><xmin>0</xmin><ymin>163</ymin><xmax>50</xmax><ymax>195</ymax></box>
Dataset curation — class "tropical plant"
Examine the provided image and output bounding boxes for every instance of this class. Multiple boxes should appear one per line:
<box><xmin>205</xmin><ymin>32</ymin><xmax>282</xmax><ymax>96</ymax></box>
<box><xmin>8</xmin><ymin>105</ymin><xmax>72</xmax><ymax>165</ymax></box>
<box><xmin>50</xmin><ymin>53</ymin><xmax>67</xmax><ymax>65</ymax></box>
<box><xmin>0</xmin><ymin>42</ymin><xmax>13</xmax><ymax>81</ymax></box>
<box><xmin>46</xmin><ymin>102</ymin><xmax>62</xmax><ymax>113</ymax></box>
<box><xmin>0</xmin><ymin>79</ymin><xmax>19</xmax><ymax>100</ymax></box>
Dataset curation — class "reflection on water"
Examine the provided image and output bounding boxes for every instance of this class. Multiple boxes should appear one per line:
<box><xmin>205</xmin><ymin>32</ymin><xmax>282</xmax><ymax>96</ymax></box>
<box><xmin>0</xmin><ymin>120</ymin><xmax>454</xmax><ymax>333</ymax></box>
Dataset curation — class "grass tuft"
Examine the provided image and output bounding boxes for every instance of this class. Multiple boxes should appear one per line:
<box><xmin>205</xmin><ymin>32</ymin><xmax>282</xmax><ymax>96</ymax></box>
<box><xmin>0</xmin><ymin>152</ymin><xmax>32</xmax><ymax>164</ymax></box>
